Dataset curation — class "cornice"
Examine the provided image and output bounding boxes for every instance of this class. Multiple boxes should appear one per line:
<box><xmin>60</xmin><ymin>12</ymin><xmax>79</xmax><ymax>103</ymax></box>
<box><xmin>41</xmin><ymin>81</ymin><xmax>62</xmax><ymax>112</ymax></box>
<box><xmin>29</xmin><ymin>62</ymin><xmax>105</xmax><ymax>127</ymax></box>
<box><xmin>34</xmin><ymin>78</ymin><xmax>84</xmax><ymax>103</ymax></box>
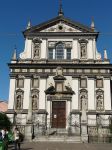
<box><xmin>8</xmin><ymin>63</ymin><xmax>112</xmax><ymax>69</ymax></box>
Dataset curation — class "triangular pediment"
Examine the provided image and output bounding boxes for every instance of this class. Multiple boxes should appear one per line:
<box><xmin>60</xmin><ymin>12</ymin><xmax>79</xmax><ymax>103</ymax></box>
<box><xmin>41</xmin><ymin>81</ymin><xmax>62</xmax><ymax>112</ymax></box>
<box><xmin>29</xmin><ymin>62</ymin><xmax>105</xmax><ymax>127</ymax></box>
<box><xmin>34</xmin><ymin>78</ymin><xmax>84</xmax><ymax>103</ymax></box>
<box><xmin>23</xmin><ymin>16</ymin><xmax>94</xmax><ymax>36</ymax></box>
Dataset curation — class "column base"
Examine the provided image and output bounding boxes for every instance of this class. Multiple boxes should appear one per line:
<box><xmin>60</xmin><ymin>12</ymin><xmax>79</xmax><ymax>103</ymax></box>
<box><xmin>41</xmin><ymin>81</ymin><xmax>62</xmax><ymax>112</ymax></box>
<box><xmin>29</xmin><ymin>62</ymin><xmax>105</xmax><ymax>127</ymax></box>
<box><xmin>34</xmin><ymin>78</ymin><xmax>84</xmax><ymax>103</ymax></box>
<box><xmin>81</xmin><ymin>134</ymin><xmax>88</xmax><ymax>143</ymax></box>
<box><xmin>25</xmin><ymin>124</ymin><xmax>33</xmax><ymax>141</ymax></box>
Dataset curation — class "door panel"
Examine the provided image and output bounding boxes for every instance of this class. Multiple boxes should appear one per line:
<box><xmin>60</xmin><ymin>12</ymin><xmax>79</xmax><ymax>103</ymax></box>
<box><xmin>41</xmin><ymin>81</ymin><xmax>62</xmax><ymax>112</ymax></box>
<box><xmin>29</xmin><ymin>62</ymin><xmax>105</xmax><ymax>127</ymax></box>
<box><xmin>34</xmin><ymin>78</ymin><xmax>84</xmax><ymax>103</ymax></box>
<box><xmin>52</xmin><ymin>101</ymin><xmax>66</xmax><ymax>128</ymax></box>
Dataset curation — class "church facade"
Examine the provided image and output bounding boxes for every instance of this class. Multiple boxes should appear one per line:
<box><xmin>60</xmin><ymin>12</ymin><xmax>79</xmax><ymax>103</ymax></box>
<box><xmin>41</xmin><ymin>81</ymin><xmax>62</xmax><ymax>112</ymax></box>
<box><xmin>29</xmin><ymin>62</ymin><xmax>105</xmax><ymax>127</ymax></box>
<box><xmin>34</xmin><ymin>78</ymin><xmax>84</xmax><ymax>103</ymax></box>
<box><xmin>7</xmin><ymin>10</ymin><xmax>112</xmax><ymax>142</ymax></box>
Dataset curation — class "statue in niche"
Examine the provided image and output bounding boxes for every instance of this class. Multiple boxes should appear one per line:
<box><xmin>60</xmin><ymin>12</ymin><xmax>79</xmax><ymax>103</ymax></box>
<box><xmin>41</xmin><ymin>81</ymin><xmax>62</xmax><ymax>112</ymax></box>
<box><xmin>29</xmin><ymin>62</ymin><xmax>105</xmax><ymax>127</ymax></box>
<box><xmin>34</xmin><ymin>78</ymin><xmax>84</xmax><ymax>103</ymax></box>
<box><xmin>32</xmin><ymin>95</ymin><xmax>37</xmax><ymax>110</ymax></box>
<box><xmin>16</xmin><ymin>95</ymin><xmax>22</xmax><ymax>110</ymax></box>
<box><xmin>33</xmin><ymin>43</ymin><xmax>40</xmax><ymax>59</ymax></box>
<box><xmin>80</xmin><ymin>95</ymin><xmax>87</xmax><ymax>111</ymax></box>
<box><xmin>80</xmin><ymin>44</ymin><xmax>86</xmax><ymax>58</ymax></box>
<box><xmin>96</xmin><ymin>95</ymin><xmax>103</xmax><ymax>110</ymax></box>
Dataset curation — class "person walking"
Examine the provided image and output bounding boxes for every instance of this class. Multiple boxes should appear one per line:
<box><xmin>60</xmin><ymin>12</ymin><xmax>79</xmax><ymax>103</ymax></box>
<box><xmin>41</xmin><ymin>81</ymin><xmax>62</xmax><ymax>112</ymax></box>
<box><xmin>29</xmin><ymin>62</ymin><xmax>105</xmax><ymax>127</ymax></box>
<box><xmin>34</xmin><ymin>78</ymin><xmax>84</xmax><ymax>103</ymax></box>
<box><xmin>14</xmin><ymin>128</ymin><xmax>20</xmax><ymax>150</ymax></box>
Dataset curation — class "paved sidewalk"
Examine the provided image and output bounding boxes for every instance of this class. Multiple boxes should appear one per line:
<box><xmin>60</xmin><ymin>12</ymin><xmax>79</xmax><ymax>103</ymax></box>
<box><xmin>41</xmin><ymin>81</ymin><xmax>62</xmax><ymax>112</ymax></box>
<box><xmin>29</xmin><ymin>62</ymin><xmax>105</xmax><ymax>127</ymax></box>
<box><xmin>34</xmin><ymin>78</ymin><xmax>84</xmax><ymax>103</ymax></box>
<box><xmin>8</xmin><ymin>142</ymin><xmax>112</xmax><ymax>150</ymax></box>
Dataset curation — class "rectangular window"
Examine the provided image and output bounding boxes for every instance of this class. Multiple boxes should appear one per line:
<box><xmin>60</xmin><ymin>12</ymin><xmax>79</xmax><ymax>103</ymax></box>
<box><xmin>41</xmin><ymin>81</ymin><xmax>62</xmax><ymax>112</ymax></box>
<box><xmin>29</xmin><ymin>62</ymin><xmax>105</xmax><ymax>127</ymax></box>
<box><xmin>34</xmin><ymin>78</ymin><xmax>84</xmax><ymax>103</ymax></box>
<box><xmin>32</xmin><ymin>78</ymin><xmax>39</xmax><ymax>88</ymax></box>
<box><xmin>80</xmin><ymin>78</ymin><xmax>87</xmax><ymax>88</ymax></box>
<box><xmin>66</xmin><ymin>48</ymin><xmax>71</xmax><ymax>59</ymax></box>
<box><xmin>55</xmin><ymin>44</ymin><xmax>64</xmax><ymax>59</ymax></box>
<box><xmin>48</xmin><ymin>48</ymin><xmax>53</xmax><ymax>59</ymax></box>
<box><xmin>96</xmin><ymin>79</ymin><xmax>103</xmax><ymax>88</ymax></box>
<box><xmin>17</xmin><ymin>79</ymin><xmax>24</xmax><ymax>88</ymax></box>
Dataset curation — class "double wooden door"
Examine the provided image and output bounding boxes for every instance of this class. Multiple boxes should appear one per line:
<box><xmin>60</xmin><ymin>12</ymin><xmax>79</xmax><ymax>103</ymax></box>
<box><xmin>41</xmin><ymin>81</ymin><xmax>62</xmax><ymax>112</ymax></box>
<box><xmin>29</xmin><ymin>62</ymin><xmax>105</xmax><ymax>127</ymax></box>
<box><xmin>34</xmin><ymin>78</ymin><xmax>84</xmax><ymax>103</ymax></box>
<box><xmin>52</xmin><ymin>101</ymin><xmax>66</xmax><ymax>128</ymax></box>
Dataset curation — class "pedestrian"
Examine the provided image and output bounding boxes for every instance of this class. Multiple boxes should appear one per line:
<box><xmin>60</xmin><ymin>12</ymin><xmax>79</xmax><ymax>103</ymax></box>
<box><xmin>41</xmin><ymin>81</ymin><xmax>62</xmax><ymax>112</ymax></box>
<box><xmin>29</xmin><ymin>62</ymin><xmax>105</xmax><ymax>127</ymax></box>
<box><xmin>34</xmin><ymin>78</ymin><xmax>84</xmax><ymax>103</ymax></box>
<box><xmin>0</xmin><ymin>131</ymin><xmax>2</xmax><ymax>141</ymax></box>
<box><xmin>14</xmin><ymin>128</ymin><xmax>21</xmax><ymax>150</ymax></box>
<box><xmin>3</xmin><ymin>129</ymin><xmax>8</xmax><ymax>150</ymax></box>
<box><xmin>1</xmin><ymin>129</ymin><xmax>5</xmax><ymax>139</ymax></box>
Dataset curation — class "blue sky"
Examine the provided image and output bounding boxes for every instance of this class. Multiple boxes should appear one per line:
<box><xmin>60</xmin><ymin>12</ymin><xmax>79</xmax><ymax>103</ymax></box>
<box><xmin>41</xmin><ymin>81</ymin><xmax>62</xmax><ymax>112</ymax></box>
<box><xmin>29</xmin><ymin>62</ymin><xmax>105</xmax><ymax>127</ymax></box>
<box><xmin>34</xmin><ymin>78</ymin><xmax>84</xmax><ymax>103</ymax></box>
<box><xmin>0</xmin><ymin>0</ymin><xmax>112</xmax><ymax>101</ymax></box>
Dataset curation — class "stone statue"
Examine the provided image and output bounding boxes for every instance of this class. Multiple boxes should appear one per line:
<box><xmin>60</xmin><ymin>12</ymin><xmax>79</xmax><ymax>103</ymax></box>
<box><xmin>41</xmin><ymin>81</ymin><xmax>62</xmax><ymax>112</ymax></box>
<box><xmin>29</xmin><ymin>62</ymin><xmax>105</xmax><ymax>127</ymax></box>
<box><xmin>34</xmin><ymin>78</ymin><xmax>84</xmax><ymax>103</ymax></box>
<box><xmin>81</xmin><ymin>44</ymin><xmax>86</xmax><ymax>58</ymax></box>
<box><xmin>32</xmin><ymin>95</ymin><xmax>37</xmax><ymax>109</ymax></box>
<box><xmin>16</xmin><ymin>95</ymin><xmax>21</xmax><ymax>109</ymax></box>
<box><xmin>97</xmin><ymin>95</ymin><xmax>103</xmax><ymax>109</ymax></box>
<box><xmin>33</xmin><ymin>43</ymin><xmax>40</xmax><ymax>59</ymax></box>
<box><xmin>81</xmin><ymin>95</ymin><xmax>87</xmax><ymax>111</ymax></box>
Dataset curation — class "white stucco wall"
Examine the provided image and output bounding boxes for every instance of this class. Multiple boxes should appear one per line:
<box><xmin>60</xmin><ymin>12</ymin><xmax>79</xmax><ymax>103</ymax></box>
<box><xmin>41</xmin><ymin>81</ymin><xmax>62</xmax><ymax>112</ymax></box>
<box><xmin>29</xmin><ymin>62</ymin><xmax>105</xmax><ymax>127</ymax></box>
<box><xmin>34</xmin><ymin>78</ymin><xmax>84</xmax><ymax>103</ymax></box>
<box><xmin>23</xmin><ymin>78</ymin><xmax>31</xmax><ymax>109</ymax></box>
<box><xmin>88</xmin><ymin>79</ymin><xmax>95</xmax><ymax>110</ymax></box>
<box><xmin>20</xmin><ymin>38</ymin><xmax>32</xmax><ymax>59</ymax></box>
<box><xmin>104</xmin><ymin>78</ymin><xmax>111</xmax><ymax>110</ymax></box>
<box><xmin>8</xmin><ymin>78</ymin><xmax>16</xmax><ymax>109</ymax></box>
<box><xmin>72</xmin><ymin>78</ymin><xmax>79</xmax><ymax>109</ymax></box>
<box><xmin>39</xmin><ymin>79</ymin><xmax>46</xmax><ymax>109</ymax></box>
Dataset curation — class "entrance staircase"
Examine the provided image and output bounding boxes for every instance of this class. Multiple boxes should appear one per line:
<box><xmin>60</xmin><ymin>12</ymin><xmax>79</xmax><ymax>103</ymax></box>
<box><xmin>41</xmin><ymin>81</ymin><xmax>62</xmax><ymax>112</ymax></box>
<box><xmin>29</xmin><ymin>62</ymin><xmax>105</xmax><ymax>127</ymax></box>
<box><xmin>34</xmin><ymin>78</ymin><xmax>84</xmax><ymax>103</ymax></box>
<box><xmin>33</xmin><ymin>128</ymin><xmax>82</xmax><ymax>143</ymax></box>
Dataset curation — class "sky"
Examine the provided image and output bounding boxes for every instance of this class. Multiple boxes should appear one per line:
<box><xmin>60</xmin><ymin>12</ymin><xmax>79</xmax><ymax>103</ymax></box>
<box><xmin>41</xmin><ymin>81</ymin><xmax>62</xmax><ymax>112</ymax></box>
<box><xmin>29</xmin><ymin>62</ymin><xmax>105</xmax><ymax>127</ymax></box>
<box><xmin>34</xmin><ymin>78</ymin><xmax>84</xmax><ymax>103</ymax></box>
<box><xmin>0</xmin><ymin>0</ymin><xmax>112</xmax><ymax>101</ymax></box>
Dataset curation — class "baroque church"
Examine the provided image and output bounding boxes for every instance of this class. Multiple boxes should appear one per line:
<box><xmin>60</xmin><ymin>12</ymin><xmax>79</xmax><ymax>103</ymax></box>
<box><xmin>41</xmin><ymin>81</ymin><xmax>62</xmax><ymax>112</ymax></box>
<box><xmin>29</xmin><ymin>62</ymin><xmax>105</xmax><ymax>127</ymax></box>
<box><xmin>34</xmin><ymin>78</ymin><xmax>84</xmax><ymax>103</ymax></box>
<box><xmin>7</xmin><ymin>3</ymin><xmax>112</xmax><ymax>142</ymax></box>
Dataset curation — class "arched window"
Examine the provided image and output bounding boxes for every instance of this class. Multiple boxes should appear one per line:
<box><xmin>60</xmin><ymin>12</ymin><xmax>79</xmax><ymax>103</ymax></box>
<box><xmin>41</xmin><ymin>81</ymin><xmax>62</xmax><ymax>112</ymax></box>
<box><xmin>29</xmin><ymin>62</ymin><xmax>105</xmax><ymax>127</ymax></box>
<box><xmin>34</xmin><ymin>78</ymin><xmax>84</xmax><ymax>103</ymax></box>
<box><xmin>55</xmin><ymin>43</ymin><xmax>64</xmax><ymax>59</ymax></box>
<box><xmin>31</xmin><ymin>89</ymin><xmax>39</xmax><ymax>110</ymax></box>
<box><xmin>15</xmin><ymin>89</ymin><xmax>24</xmax><ymax>110</ymax></box>
<box><xmin>96</xmin><ymin>89</ymin><xmax>104</xmax><ymax>111</ymax></box>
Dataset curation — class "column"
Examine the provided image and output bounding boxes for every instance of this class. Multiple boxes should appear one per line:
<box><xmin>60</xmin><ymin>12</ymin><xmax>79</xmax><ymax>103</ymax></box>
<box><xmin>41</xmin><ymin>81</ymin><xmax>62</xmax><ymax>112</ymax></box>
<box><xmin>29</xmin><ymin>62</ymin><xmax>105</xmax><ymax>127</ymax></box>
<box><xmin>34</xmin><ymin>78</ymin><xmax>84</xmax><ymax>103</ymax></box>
<box><xmin>88</xmin><ymin>78</ymin><xmax>95</xmax><ymax>110</ymax></box>
<box><xmin>72</xmin><ymin>78</ymin><xmax>79</xmax><ymax>109</ymax></box>
<box><xmin>8</xmin><ymin>77</ymin><xmax>16</xmax><ymax>109</ymax></box>
<box><xmin>39</xmin><ymin>78</ymin><xmax>46</xmax><ymax>109</ymax></box>
<box><xmin>104</xmin><ymin>78</ymin><xmax>111</xmax><ymax>110</ymax></box>
<box><xmin>23</xmin><ymin>77</ymin><xmax>31</xmax><ymax>109</ymax></box>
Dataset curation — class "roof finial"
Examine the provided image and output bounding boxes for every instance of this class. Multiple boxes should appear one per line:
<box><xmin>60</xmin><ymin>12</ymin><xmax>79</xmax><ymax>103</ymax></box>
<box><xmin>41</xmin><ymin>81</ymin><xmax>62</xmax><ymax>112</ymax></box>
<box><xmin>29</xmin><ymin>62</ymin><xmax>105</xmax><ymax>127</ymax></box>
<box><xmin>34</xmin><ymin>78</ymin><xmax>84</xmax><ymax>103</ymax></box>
<box><xmin>91</xmin><ymin>17</ymin><xmax>95</xmax><ymax>31</ymax></box>
<box><xmin>58</xmin><ymin>0</ymin><xmax>64</xmax><ymax>16</ymax></box>
<box><xmin>27</xmin><ymin>20</ymin><xmax>31</xmax><ymax>29</ymax></box>
<box><xmin>12</xmin><ymin>45</ymin><xmax>17</xmax><ymax>60</ymax></box>
<box><xmin>104</xmin><ymin>49</ymin><xmax>108</xmax><ymax>60</ymax></box>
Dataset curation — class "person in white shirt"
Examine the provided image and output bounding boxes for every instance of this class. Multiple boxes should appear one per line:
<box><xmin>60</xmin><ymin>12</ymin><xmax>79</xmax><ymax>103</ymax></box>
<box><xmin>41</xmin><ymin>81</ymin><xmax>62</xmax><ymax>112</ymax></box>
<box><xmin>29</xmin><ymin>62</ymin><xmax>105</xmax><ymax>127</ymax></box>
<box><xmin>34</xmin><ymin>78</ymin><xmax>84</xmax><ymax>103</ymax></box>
<box><xmin>14</xmin><ymin>128</ymin><xmax>20</xmax><ymax>150</ymax></box>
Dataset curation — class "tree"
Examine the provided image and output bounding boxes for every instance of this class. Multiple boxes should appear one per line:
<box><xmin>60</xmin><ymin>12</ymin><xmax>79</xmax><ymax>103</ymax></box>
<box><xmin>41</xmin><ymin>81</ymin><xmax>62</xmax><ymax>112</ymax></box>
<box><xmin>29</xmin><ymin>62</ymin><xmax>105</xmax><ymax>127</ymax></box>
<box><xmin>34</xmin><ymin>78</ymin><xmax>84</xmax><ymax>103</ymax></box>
<box><xmin>0</xmin><ymin>113</ymin><xmax>12</xmax><ymax>130</ymax></box>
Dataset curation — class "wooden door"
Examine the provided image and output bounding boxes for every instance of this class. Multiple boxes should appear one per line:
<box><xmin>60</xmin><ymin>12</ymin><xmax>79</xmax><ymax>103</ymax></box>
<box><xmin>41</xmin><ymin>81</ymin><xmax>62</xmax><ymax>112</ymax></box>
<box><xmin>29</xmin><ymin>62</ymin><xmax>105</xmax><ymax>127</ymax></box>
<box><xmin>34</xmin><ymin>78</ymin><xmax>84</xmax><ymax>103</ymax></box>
<box><xmin>52</xmin><ymin>101</ymin><xmax>66</xmax><ymax>128</ymax></box>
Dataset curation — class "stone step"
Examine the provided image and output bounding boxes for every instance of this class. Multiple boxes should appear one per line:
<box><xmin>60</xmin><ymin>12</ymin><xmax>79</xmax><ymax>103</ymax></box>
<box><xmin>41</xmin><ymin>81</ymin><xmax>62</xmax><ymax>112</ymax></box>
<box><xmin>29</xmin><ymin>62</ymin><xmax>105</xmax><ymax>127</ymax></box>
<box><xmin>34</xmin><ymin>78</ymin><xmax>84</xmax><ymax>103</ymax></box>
<box><xmin>33</xmin><ymin>136</ymin><xmax>82</xmax><ymax>143</ymax></box>
<box><xmin>47</xmin><ymin>128</ymin><xmax>68</xmax><ymax>135</ymax></box>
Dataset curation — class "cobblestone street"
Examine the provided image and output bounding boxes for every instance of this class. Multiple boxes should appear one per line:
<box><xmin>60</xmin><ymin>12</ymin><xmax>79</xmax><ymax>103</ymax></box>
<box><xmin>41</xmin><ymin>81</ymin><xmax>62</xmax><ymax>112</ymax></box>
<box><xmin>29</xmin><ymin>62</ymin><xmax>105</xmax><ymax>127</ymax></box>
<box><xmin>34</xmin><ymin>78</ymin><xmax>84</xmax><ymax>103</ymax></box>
<box><xmin>8</xmin><ymin>142</ymin><xmax>112</xmax><ymax>150</ymax></box>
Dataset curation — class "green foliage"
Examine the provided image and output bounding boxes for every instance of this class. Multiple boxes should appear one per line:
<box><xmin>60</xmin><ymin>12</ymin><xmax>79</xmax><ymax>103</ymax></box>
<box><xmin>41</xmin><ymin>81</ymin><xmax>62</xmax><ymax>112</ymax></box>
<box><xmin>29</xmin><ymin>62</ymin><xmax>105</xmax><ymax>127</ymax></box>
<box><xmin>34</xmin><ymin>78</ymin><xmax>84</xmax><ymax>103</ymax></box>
<box><xmin>0</xmin><ymin>113</ymin><xmax>12</xmax><ymax>130</ymax></box>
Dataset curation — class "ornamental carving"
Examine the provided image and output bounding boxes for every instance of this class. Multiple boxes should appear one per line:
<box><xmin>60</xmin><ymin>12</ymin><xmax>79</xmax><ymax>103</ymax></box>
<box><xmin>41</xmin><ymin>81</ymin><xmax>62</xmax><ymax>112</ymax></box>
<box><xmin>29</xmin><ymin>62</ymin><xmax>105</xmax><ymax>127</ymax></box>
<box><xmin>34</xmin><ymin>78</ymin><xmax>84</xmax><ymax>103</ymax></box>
<box><xmin>48</xmin><ymin>41</ymin><xmax>72</xmax><ymax>48</ymax></box>
<box><xmin>56</xmin><ymin>66</ymin><xmax>63</xmax><ymax>76</ymax></box>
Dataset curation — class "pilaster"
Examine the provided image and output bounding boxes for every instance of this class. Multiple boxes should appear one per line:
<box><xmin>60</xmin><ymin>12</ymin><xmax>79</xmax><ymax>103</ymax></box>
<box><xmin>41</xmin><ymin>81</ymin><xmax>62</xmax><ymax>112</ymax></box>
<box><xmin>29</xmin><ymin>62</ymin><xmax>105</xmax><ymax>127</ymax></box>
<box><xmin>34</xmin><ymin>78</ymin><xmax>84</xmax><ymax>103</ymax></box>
<box><xmin>88</xmin><ymin>78</ymin><xmax>95</xmax><ymax>110</ymax></box>
<box><xmin>8</xmin><ymin>77</ymin><xmax>16</xmax><ymax>109</ymax></box>
<box><xmin>72</xmin><ymin>78</ymin><xmax>79</xmax><ymax>109</ymax></box>
<box><xmin>39</xmin><ymin>78</ymin><xmax>47</xmax><ymax>109</ymax></box>
<box><xmin>104</xmin><ymin>78</ymin><xmax>111</xmax><ymax>110</ymax></box>
<box><xmin>41</xmin><ymin>39</ymin><xmax>47</xmax><ymax>59</ymax></box>
<box><xmin>23</xmin><ymin>76</ymin><xmax>31</xmax><ymax>109</ymax></box>
<box><xmin>73</xmin><ymin>39</ymin><xmax>78</xmax><ymax>59</ymax></box>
